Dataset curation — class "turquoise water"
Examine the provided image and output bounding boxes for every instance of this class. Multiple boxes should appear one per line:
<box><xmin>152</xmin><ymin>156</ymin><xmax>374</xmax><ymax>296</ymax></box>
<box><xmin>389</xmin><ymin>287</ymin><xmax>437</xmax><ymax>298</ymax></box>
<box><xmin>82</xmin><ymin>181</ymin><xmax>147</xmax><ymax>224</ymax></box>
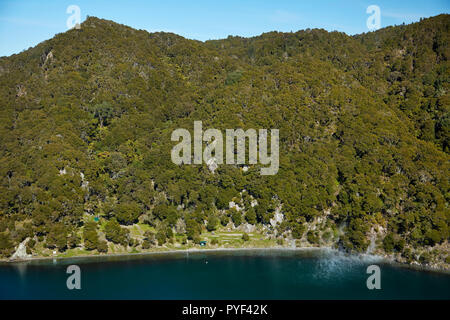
<box><xmin>0</xmin><ymin>249</ymin><xmax>449</xmax><ymax>299</ymax></box>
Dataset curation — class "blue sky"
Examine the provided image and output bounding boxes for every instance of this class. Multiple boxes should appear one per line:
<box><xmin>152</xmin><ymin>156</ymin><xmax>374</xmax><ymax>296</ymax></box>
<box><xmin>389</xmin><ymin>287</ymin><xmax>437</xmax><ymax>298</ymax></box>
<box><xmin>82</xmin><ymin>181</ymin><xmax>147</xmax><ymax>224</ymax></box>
<box><xmin>0</xmin><ymin>0</ymin><xmax>448</xmax><ymax>57</ymax></box>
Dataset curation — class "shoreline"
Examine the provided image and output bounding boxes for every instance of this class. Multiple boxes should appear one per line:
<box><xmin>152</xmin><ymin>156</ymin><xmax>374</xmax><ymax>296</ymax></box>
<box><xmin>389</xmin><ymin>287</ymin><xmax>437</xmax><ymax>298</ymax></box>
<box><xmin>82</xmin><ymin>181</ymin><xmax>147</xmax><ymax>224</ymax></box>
<box><xmin>2</xmin><ymin>245</ymin><xmax>449</xmax><ymax>275</ymax></box>
<box><xmin>2</xmin><ymin>246</ymin><xmax>325</xmax><ymax>264</ymax></box>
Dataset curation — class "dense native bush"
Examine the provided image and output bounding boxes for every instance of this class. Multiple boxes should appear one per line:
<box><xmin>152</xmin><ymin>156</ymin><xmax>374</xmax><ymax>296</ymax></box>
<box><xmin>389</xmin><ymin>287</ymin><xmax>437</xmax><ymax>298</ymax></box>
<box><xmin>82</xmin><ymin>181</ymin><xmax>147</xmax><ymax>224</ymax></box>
<box><xmin>0</xmin><ymin>15</ymin><xmax>448</xmax><ymax>259</ymax></box>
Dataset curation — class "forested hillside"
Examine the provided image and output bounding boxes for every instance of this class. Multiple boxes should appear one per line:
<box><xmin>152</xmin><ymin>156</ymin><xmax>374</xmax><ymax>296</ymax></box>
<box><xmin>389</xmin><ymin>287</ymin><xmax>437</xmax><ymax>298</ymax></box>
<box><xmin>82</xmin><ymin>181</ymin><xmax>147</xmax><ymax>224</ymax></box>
<box><xmin>0</xmin><ymin>15</ymin><xmax>448</xmax><ymax>266</ymax></box>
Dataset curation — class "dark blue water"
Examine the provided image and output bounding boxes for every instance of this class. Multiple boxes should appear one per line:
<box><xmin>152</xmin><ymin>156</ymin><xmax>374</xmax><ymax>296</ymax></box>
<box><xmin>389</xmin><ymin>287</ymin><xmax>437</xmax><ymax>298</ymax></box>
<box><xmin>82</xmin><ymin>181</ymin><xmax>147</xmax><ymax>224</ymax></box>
<box><xmin>0</xmin><ymin>249</ymin><xmax>449</xmax><ymax>299</ymax></box>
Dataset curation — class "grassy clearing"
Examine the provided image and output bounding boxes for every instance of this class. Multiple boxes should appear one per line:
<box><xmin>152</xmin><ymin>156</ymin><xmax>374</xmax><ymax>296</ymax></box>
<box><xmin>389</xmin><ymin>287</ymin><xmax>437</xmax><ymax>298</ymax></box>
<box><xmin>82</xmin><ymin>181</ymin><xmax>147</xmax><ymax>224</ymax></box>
<box><xmin>32</xmin><ymin>224</ymin><xmax>281</xmax><ymax>259</ymax></box>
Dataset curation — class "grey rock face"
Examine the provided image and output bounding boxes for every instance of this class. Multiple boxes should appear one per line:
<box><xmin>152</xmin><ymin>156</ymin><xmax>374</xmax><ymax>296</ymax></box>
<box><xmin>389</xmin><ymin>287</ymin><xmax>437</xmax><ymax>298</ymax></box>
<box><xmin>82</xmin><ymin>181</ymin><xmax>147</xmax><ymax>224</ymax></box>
<box><xmin>10</xmin><ymin>238</ymin><xmax>32</xmax><ymax>260</ymax></box>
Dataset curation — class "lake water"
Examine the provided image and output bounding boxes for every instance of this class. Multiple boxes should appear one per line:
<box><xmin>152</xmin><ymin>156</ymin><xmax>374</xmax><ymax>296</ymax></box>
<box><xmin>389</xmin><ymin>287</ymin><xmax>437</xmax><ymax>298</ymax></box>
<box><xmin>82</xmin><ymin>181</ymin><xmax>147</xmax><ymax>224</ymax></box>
<box><xmin>1</xmin><ymin>249</ymin><xmax>449</xmax><ymax>299</ymax></box>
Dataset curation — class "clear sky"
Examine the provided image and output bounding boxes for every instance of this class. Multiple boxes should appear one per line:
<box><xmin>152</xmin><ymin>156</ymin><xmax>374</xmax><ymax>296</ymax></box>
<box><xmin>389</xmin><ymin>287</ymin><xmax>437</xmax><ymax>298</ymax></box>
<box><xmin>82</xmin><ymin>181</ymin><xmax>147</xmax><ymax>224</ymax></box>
<box><xmin>0</xmin><ymin>0</ymin><xmax>448</xmax><ymax>57</ymax></box>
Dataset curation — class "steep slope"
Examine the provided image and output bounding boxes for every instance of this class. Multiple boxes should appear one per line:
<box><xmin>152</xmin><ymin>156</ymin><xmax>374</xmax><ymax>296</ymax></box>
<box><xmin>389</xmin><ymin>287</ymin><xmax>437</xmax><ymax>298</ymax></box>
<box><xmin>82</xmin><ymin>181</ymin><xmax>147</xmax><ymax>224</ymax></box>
<box><xmin>0</xmin><ymin>16</ymin><xmax>448</xmax><ymax>267</ymax></box>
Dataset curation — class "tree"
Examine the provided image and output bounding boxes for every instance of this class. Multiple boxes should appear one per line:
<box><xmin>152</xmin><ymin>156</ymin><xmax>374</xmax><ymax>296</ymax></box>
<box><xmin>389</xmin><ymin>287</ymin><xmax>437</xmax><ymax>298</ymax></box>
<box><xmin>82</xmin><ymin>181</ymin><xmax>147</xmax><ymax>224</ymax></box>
<box><xmin>141</xmin><ymin>230</ymin><xmax>156</xmax><ymax>249</ymax></box>
<box><xmin>216</xmin><ymin>188</ymin><xmax>235</xmax><ymax>210</ymax></box>
<box><xmin>185</xmin><ymin>219</ymin><xmax>201</xmax><ymax>240</ymax></box>
<box><xmin>424</xmin><ymin>229</ymin><xmax>443</xmax><ymax>246</ymax></box>
<box><xmin>192</xmin><ymin>234</ymin><xmax>202</xmax><ymax>244</ymax></box>
<box><xmin>230</xmin><ymin>209</ymin><xmax>242</xmax><ymax>226</ymax></box>
<box><xmin>104</xmin><ymin>218</ymin><xmax>129</xmax><ymax>245</ymax></box>
<box><xmin>46</xmin><ymin>224</ymin><xmax>68</xmax><ymax>251</ymax></box>
<box><xmin>291</xmin><ymin>224</ymin><xmax>305</xmax><ymax>239</ymax></box>
<box><xmin>153</xmin><ymin>204</ymin><xmax>178</xmax><ymax>226</ymax></box>
<box><xmin>0</xmin><ymin>232</ymin><xmax>13</xmax><ymax>257</ymax></box>
<box><xmin>255</xmin><ymin>199</ymin><xmax>271</xmax><ymax>224</ymax></box>
<box><xmin>83</xmin><ymin>221</ymin><xmax>99</xmax><ymax>250</ymax></box>
<box><xmin>142</xmin><ymin>239</ymin><xmax>152</xmax><ymax>249</ymax></box>
<box><xmin>68</xmin><ymin>232</ymin><xmax>81</xmax><ymax>249</ymax></box>
<box><xmin>206</xmin><ymin>215</ymin><xmax>219</xmax><ymax>232</ymax></box>
<box><xmin>114</xmin><ymin>202</ymin><xmax>141</xmax><ymax>225</ymax></box>
<box><xmin>245</xmin><ymin>208</ymin><xmax>257</xmax><ymax>225</ymax></box>
<box><xmin>97</xmin><ymin>240</ymin><xmax>108</xmax><ymax>253</ymax></box>
<box><xmin>307</xmin><ymin>231</ymin><xmax>319</xmax><ymax>244</ymax></box>
<box><xmin>220</xmin><ymin>214</ymin><xmax>229</xmax><ymax>226</ymax></box>
<box><xmin>89</xmin><ymin>102</ymin><xmax>115</xmax><ymax>127</ymax></box>
<box><xmin>242</xmin><ymin>233</ymin><xmax>250</xmax><ymax>241</ymax></box>
<box><xmin>156</xmin><ymin>230</ymin><xmax>167</xmax><ymax>246</ymax></box>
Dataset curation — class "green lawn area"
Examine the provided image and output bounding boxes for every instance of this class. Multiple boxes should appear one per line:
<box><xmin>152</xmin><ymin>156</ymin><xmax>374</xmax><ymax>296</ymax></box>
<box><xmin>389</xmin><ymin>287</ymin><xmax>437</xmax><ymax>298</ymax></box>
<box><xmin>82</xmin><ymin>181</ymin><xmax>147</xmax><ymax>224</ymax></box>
<box><xmin>57</xmin><ymin>248</ymin><xmax>92</xmax><ymax>258</ymax></box>
<box><xmin>197</xmin><ymin>227</ymin><xmax>276</xmax><ymax>248</ymax></box>
<box><xmin>48</xmin><ymin>224</ymin><xmax>280</xmax><ymax>259</ymax></box>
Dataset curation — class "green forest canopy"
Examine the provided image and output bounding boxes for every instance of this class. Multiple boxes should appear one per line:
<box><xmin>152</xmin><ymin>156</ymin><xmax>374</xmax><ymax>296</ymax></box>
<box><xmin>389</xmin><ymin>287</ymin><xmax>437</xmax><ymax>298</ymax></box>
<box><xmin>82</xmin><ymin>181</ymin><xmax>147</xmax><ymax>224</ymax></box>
<box><xmin>0</xmin><ymin>15</ymin><xmax>448</xmax><ymax>264</ymax></box>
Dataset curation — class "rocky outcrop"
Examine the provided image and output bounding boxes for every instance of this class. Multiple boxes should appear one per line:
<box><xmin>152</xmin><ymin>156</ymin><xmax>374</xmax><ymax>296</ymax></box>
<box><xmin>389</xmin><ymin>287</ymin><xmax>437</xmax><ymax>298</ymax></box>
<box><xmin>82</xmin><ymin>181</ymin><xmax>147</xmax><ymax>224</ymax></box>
<box><xmin>270</xmin><ymin>206</ymin><xmax>284</xmax><ymax>227</ymax></box>
<box><xmin>229</xmin><ymin>201</ymin><xmax>242</xmax><ymax>211</ymax></box>
<box><xmin>80</xmin><ymin>172</ymin><xmax>89</xmax><ymax>189</ymax></box>
<box><xmin>206</xmin><ymin>157</ymin><xmax>218</xmax><ymax>173</ymax></box>
<box><xmin>240</xmin><ymin>223</ymin><xmax>256</xmax><ymax>233</ymax></box>
<box><xmin>175</xmin><ymin>218</ymin><xmax>186</xmax><ymax>233</ymax></box>
<box><xmin>10</xmin><ymin>238</ymin><xmax>32</xmax><ymax>260</ymax></box>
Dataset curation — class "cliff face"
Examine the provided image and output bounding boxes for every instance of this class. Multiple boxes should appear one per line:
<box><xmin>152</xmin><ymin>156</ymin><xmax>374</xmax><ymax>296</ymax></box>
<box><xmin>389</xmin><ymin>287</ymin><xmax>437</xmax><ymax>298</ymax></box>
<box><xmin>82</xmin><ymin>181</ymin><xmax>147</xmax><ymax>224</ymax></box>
<box><xmin>10</xmin><ymin>238</ymin><xmax>32</xmax><ymax>260</ymax></box>
<box><xmin>0</xmin><ymin>15</ymin><xmax>448</xmax><ymax>266</ymax></box>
